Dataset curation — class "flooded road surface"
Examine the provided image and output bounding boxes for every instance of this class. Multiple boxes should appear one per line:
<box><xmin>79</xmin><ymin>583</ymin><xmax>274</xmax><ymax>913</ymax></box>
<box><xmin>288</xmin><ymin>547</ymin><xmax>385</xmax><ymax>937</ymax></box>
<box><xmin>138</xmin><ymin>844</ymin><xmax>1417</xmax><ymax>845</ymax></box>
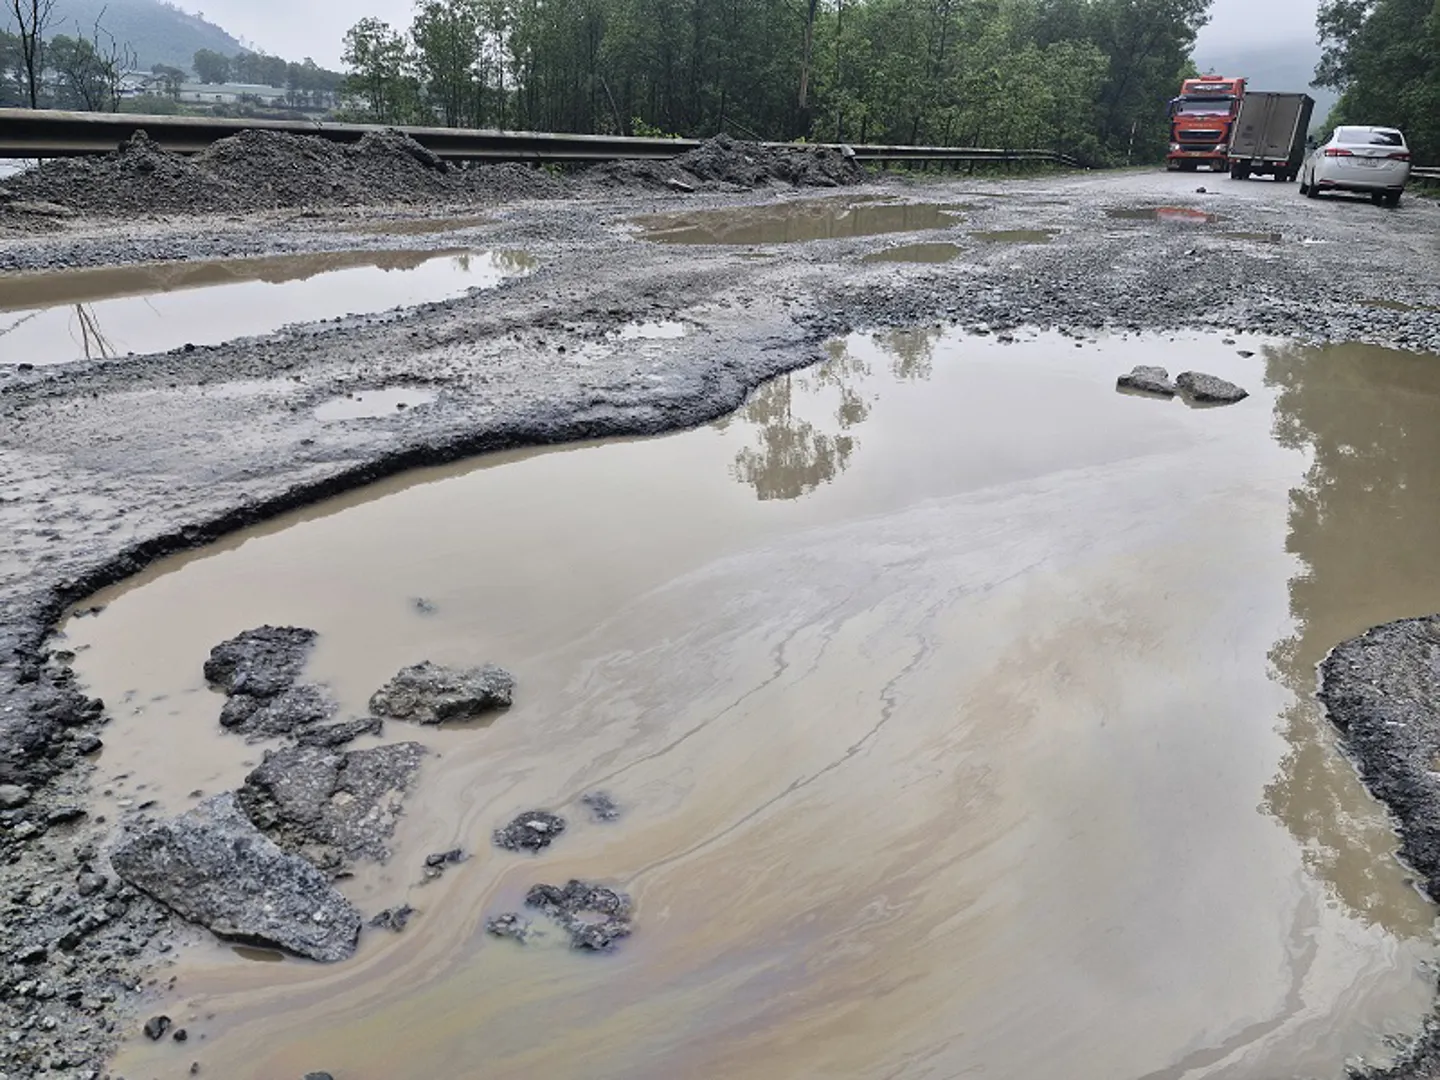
<box><xmin>634</xmin><ymin>198</ymin><xmax>968</xmax><ymax>244</ymax></box>
<box><xmin>68</xmin><ymin>331</ymin><xmax>1440</xmax><ymax>1080</ymax></box>
<box><xmin>1107</xmin><ymin>207</ymin><xmax>1224</xmax><ymax>225</ymax></box>
<box><xmin>0</xmin><ymin>249</ymin><xmax>536</xmax><ymax>366</ymax></box>
<box><xmin>862</xmin><ymin>242</ymin><xmax>964</xmax><ymax>264</ymax></box>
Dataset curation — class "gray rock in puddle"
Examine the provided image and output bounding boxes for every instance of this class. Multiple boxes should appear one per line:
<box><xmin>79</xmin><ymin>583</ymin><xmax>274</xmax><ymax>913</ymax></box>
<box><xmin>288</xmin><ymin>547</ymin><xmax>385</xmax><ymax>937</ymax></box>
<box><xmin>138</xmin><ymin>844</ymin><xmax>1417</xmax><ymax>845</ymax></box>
<box><xmin>220</xmin><ymin>684</ymin><xmax>338</xmax><ymax>740</ymax></box>
<box><xmin>493</xmin><ymin>810</ymin><xmax>566</xmax><ymax>853</ymax></box>
<box><xmin>1175</xmin><ymin>371</ymin><xmax>1248</xmax><ymax>404</ymax></box>
<box><xmin>1116</xmin><ymin>365</ymin><xmax>1176</xmax><ymax>396</ymax></box>
<box><xmin>204</xmin><ymin>626</ymin><xmax>317</xmax><ymax>698</ymax></box>
<box><xmin>526</xmin><ymin>880</ymin><xmax>633</xmax><ymax>950</ymax></box>
<box><xmin>485</xmin><ymin>912</ymin><xmax>534</xmax><ymax>942</ymax></box>
<box><xmin>110</xmin><ymin>793</ymin><xmax>362</xmax><ymax>962</ymax></box>
<box><xmin>581</xmin><ymin>791</ymin><xmax>621</xmax><ymax>822</ymax></box>
<box><xmin>238</xmin><ymin>742</ymin><xmax>427</xmax><ymax>872</ymax></box>
<box><xmin>294</xmin><ymin>716</ymin><xmax>385</xmax><ymax>749</ymax></box>
<box><xmin>369</xmin><ymin>661</ymin><xmax>514</xmax><ymax>725</ymax></box>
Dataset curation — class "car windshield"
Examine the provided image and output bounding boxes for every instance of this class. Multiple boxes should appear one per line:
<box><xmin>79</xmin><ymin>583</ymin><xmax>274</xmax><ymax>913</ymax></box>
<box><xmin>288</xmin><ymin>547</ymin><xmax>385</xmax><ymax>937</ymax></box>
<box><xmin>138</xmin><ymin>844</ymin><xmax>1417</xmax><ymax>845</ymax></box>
<box><xmin>1177</xmin><ymin>100</ymin><xmax>1232</xmax><ymax>116</ymax></box>
<box><xmin>1334</xmin><ymin>127</ymin><xmax>1405</xmax><ymax>147</ymax></box>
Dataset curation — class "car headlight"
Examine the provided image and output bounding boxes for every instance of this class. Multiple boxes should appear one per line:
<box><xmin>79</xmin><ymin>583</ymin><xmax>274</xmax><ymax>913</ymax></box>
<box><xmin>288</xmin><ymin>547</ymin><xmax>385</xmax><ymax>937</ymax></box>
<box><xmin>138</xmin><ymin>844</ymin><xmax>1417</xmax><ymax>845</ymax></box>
<box><xmin>1170</xmin><ymin>143</ymin><xmax>1181</xmax><ymax>152</ymax></box>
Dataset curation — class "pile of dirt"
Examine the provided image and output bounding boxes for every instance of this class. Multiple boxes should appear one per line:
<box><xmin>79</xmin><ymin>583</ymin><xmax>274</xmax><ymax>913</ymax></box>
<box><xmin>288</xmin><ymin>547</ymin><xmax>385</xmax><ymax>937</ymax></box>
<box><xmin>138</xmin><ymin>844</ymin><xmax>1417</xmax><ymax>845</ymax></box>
<box><xmin>582</xmin><ymin>135</ymin><xmax>864</xmax><ymax>192</ymax></box>
<box><xmin>675</xmin><ymin>134</ymin><xmax>863</xmax><ymax>189</ymax></box>
<box><xmin>194</xmin><ymin>129</ymin><xmax>457</xmax><ymax>208</ymax></box>
<box><xmin>4</xmin><ymin>129</ymin><xmax>863</xmax><ymax>218</ymax></box>
<box><xmin>5</xmin><ymin>131</ymin><xmax>253</xmax><ymax>216</ymax></box>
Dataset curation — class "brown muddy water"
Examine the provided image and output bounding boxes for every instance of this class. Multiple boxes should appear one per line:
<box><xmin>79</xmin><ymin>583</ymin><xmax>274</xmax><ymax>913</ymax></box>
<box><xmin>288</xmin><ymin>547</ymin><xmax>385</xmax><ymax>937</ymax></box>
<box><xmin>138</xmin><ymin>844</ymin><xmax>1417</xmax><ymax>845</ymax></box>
<box><xmin>0</xmin><ymin>249</ymin><xmax>536</xmax><ymax>366</ymax></box>
<box><xmin>634</xmin><ymin>198</ymin><xmax>969</xmax><ymax>244</ymax></box>
<box><xmin>63</xmin><ymin>330</ymin><xmax>1440</xmax><ymax>1080</ymax></box>
<box><xmin>1107</xmin><ymin>207</ymin><xmax>1224</xmax><ymax>225</ymax></box>
<box><xmin>313</xmin><ymin>388</ymin><xmax>439</xmax><ymax>422</ymax></box>
<box><xmin>862</xmin><ymin>242</ymin><xmax>964</xmax><ymax>264</ymax></box>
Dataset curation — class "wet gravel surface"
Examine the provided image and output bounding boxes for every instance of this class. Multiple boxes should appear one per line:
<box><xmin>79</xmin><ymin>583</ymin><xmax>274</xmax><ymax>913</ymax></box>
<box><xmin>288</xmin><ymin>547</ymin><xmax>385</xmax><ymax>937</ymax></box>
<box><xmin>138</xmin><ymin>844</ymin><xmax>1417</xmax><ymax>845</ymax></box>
<box><xmin>1</xmin><ymin>165</ymin><xmax>1440</xmax><ymax>1079</ymax></box>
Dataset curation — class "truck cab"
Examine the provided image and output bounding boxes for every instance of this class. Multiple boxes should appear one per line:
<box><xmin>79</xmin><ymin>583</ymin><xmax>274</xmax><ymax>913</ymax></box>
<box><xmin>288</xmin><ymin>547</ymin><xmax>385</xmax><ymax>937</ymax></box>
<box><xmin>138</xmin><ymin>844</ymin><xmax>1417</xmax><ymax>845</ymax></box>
<box><xmin>1167</xmin><ymin>77</ymin><xmax>1246</xmax><ymax>171</ymax></box>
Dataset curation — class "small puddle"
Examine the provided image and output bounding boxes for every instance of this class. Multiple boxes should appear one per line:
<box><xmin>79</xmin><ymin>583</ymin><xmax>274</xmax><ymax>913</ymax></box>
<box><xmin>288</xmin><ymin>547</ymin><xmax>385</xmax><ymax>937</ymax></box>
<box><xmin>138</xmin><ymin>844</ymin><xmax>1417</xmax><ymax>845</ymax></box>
<box><xmin>969</xmin><ymin>229</ymin><xmax>1057</xmax><ymax>244</ymax></box>
<box><xmin>75</xmin><ymin>330</ymin><xmax>1440</xmax><ymax>1080</ymax></box>
<box><xmin>614</xmin><ymin>320</ymin><xmax>688</xmax><ymax>340</ymax></box>
<box><xmin>314</xmin><ymin>388</ymin><xmax>438</xmax><ymax>422</ymax></box>
<box><xmin>634</xmin><ymin>199</ymin><xmax>969</xmax><ymax>245</ymax></box>
<box><xmin>0</xmin><ymin>249</ymin><xmax>537</xmax><ymax>366</ymax></box>
<box><xmin>343</xmin><ymin>215</ymin><xmax>492</xmax><ymax>236</ymax></box>
<box><xmin>862</xmin><ymin>242</ymin><xmax>963</xmax><ymax>264</ymax></box>
<box><xmin>1364</xmin><ymin>299</ymin><xmax>1440</xmax><ymax>313</ymax></box>
<box><xmin>1106</xmin><ymin>207</ymin><xmax>1223</xmax><ymax>224</ymax></box>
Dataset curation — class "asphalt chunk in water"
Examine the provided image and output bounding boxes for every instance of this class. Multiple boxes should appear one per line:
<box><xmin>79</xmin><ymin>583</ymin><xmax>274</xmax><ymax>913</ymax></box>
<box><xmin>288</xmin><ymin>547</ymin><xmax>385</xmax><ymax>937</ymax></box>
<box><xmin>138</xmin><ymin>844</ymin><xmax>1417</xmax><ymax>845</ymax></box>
<box><xmin>0</xmin><ymin>249</ymin><xmax>537</xmax><ymax>367</ymax></box>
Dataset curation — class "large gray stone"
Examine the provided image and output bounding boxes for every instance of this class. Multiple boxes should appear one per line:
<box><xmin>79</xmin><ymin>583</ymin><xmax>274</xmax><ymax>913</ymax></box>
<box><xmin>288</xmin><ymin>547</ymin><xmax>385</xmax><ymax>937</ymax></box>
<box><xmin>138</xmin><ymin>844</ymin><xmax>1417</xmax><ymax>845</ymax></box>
<box><xmin>109</xmin><ymin>794</ymin><xmax>361</xmax><ymax>962</ymax></box>
<box><xmin>203</xmin><ymin>626</ymin><xmax>318</xmax><ymax>698</ymax></box>
<box><xmin>1116</xmin><ymin>365</ymin><xmax>1176</xmax><ymax>397</ymax></box>
<box><xmin>238</xmin><ymin>742</ymin><xmax>427</xmax><ymax>871</ymax></box>
<box><xmin>369</xmin><ymin>661</ymin><xmax>514</xmax><ymax>725</ymax></box>
<box><xmin>1175</xmin><ymin>371</ymin><xmax>1249</xmax><ymax>404</ymax></box>
<box><xmin>219</xmin><ymin>684</ymin><xmax>338</xmax><ymax>739</ymax></box>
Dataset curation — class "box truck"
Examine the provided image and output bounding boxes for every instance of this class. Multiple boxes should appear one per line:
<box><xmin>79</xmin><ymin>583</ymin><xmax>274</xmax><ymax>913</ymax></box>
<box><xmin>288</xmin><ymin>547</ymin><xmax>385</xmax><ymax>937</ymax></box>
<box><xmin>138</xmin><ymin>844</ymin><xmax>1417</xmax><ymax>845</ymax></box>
<box><xmin>1228</xmin><ymin>92</ymin><xmax>1315</xmax><ymax>182</ymax></box>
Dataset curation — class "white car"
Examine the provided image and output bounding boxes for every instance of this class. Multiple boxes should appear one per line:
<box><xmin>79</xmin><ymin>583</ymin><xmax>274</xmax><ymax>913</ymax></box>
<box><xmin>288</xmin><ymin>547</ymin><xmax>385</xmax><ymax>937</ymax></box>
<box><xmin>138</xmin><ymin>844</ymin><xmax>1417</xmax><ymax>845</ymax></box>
<box><xmin>1300</xmin><ymin>126</ymin><xmax>1411</xmax><ymax>206</ymax></box>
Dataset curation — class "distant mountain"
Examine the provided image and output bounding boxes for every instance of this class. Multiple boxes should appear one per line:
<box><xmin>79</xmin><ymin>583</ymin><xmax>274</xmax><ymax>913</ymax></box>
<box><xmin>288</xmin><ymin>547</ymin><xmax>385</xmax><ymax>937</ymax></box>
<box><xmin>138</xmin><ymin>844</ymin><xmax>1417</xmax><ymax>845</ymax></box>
<box><xmin>2</xmin><ymin>0</ymin><xmax>245</xmax><ymax>71</ymax></box>
<box><xmin>1193</xmin><ymin>39</ymin><xmax>1341</xmax><ymax>127</ymax></box>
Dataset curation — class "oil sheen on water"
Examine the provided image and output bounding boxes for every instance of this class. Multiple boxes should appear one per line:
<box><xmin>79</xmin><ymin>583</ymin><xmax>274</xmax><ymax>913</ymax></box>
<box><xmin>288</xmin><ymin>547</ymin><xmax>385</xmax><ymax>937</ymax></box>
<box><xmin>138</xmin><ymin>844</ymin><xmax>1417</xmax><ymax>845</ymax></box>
<box><xmin>0</xmin><ymin>249</ymin><xmax>536</xmax><ymax>366</ymax></box>
<box><xmin>67</xmin><ymin>330</ymin><xmax>1440</xmax><ymax>1080</ymax></box>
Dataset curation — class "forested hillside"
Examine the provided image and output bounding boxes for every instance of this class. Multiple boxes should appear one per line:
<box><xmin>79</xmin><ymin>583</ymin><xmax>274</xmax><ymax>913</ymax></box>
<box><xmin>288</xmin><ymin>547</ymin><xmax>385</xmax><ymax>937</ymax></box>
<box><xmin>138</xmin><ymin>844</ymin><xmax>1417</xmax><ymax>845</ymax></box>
<box><xmin>1</xmin><ymin>0</ymin><xmax>242</xmax><ymax>69</ymax></box>
<box><xmin>1316</xmin><ymin>0</ymin><xmax>1439</xmax><ymax>162</ymax></box>
<box><xmin>342</xmin><ymin>0</ymin><xmax>1212</xmax><ymax>164</ymax></box>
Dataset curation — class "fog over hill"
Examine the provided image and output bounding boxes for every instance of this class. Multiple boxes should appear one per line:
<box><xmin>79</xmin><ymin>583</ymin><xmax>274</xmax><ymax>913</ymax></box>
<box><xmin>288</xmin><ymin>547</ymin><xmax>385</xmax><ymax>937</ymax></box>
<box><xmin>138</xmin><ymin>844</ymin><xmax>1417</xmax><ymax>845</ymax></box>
<box><xmin>1194</xmin><ymin>39</ymin><xmax>1340</xmax><ymax>126</ymax></box>
<box><xmin>1</xmin><ymin>0</ymin><xmax>243</xmax><ymax>71</ymax></box>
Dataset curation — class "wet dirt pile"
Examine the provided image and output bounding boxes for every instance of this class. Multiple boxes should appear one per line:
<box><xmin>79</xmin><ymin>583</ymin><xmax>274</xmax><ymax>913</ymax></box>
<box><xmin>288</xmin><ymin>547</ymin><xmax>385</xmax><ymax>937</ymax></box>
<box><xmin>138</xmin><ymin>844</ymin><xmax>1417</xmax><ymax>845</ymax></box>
<box><xmin>2</xmin><ymin>131</ymin><xmax>858</xmax><ymax>221</ymax></box>
<box><xmin>585</xmin><ymin>133</ymin><xmax>864</xmax><ymax>192</ymax></box>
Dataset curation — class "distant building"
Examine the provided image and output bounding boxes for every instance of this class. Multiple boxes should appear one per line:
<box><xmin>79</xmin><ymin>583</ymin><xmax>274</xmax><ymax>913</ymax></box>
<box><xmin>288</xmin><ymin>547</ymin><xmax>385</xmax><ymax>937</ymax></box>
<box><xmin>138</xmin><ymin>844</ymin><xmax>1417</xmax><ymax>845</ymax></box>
<box><xmin>177</xmin><ymin>82</ymin><xmax>289</xmax><ymax>106</ymax></box>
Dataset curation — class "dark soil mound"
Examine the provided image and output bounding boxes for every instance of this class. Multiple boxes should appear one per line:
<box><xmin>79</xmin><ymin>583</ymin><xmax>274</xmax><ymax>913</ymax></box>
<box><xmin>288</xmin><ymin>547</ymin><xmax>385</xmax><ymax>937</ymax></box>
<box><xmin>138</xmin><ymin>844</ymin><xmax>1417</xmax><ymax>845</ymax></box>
<box><xmin>6</xmin><ymin>131</ymin><xmax>252</xmax><ymax>216</ymax></box>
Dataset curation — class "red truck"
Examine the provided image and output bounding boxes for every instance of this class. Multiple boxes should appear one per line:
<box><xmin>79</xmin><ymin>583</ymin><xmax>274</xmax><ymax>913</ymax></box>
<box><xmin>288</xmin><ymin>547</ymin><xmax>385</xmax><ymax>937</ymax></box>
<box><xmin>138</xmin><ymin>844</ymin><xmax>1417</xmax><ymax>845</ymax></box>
<box><xmin>1166</xmin><ymin>76</ymin><xmax>1247</xmax><ymax>172</ymax></box>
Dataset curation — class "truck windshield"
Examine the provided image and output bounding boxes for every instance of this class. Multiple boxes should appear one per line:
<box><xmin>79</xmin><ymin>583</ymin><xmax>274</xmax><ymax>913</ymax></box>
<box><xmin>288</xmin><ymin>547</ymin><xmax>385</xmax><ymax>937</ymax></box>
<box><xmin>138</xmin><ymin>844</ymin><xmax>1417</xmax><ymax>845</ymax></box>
<box><xmin>1176</xmin><ymin>101</ymin><xmax>1232</xmax><ymax>116</ymax></box>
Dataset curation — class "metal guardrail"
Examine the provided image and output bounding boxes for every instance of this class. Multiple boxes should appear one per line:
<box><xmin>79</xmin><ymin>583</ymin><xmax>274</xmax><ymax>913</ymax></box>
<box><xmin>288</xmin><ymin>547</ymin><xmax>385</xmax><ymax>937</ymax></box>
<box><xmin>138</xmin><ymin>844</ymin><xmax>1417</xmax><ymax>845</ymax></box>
<box><xmin>1412</xmin><ymin>166</ymin><xmax>1440</xmax><ymax>184</ymax></box>
<box><xmin>0</xmin><ymin>107</ymin><xmax>1079</xmax><ymax>168</ymax></box>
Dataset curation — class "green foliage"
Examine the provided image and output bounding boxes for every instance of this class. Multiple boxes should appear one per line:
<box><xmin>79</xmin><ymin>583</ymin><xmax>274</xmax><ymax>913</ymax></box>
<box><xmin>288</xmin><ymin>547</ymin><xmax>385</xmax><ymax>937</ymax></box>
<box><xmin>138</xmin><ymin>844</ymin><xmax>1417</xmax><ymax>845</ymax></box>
<box><xmin>338</xmin><ymin>0</ymin><xmax>1212</xmax><ymax>160</ymax></box>
<box><xmin>631</xmin><ymin>116</ymin><xmax>680</xmax><ymax>138</ymax></box>
<box><xmin>118</xmin><ymin>91</ymin><xmax>178</xmax><ymax>113</ymax></box>
<box><xmin>1316</xmin><ymin>0</ymin><xmax>1439</xmax><ymax>163</ymax></box>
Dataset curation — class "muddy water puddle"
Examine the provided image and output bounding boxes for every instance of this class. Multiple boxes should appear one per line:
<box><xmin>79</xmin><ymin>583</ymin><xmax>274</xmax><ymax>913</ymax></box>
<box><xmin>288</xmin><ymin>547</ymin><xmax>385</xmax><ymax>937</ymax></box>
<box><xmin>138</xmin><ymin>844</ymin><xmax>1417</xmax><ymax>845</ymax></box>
<box><xmin>862</xmin><ymin>242</ymin><xmax>964</xmax><ymax>264</ymax></box>
<box><xmin>340</xmin><ymin>215</ymin><xmax>491</xmax><ymax>236</ymax></box>
<box><xmin>0</xmin><ymin>249</ymin><xmax>536</xmax><ymax>366</ymax></box>
<box><xmin>1107</xmin><ymin>206</ymin><xmax>1224</xmax><ymax>224</ymax></box>
<box><xmin>634</xmin><ymin>198</ymin><xmax>969</xmax><ymax>244</ymax></box>
<box><xmin>69</xmin><ymin>331</ymin><xmax>1440</xmax><ymax>1079</ymax></box>
<box><xmin>314</xmin><ymin>387</ymin><xmax>438</xmax><ymax>421</ymax></box>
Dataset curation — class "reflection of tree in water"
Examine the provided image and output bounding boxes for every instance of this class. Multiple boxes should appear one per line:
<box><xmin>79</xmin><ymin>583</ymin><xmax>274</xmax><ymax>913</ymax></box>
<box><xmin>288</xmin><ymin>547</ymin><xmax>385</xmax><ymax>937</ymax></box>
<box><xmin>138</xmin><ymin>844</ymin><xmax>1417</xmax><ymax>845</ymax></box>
<box><xmin>729</xmin><ymin>339</ymin><xmax>879</xmax><ymax>501</ymax></box>
<box><xmin>872</xmin><ymin>326</ymin><xmax>942</xmax><ymax>382</ymax></box>
<box><xmin>1262</xmin><ymin>340</ymin><xmax>1440</xmax><ymax>936</ymax></box>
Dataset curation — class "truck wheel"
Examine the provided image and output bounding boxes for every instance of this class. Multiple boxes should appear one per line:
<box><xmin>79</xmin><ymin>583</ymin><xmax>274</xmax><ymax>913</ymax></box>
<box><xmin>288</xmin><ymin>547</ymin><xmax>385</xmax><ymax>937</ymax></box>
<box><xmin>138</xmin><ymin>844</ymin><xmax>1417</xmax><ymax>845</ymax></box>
<box><xmin>1304</xmin><ymin>181</ymin><xmax>1318</xmax><ymax>199</ymax></box>
<box><xmin>1229</xmin><ymin>165</ymin><xmax>1240</xmax><ymax>179</ymax></box>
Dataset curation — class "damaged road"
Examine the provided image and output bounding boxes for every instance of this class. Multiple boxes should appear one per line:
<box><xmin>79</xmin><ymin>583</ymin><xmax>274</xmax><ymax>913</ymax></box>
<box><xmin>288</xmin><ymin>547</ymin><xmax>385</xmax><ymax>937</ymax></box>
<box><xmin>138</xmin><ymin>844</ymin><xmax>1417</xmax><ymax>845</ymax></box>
<box><xmin>2</xmin><ymin>136</ymin><xmax>1440</xmax><ymax>1079</ymax></box>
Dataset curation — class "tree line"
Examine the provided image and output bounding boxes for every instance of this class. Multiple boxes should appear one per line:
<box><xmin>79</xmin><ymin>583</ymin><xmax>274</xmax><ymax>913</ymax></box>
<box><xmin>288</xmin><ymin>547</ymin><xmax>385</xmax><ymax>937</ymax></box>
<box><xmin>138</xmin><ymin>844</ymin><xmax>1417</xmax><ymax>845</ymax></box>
<box><xmin>2</xmin><ymin>3</ymin><xmax>345</xmax><ymax>113</ymax></box>
<box><xmin>341</xmin><ymin>0</ymin><xmax>1213</xmax><ymax>164</ymax></box>
<box><xmin>1315</xmin><ymin>0</ymin><xmax>1439</xmax><ymax>164</ymax></box>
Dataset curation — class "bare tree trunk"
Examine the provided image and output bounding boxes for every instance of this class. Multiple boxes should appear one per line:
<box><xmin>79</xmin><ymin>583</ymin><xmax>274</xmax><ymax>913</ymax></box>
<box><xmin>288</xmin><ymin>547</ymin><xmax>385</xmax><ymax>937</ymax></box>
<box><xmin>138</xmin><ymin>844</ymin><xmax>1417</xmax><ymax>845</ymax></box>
<box><xmin>797</xmin><ymin>0</ymin><xmax>820</xmax><ymax>123</ymax></box>
<box><xmin>10</xmin><ymin>0</ymin><xmax>56</xmax><ymax>108</ymax></box>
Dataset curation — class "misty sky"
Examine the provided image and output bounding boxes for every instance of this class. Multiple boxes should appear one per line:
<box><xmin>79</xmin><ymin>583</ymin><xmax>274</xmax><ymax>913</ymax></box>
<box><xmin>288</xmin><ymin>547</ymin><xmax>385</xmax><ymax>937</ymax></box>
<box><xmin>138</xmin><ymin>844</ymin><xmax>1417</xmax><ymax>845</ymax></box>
<box><xmin>184</xmin><ymin>0</ymin><xmax>1323</xmax><ymax>70</ymax></box>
